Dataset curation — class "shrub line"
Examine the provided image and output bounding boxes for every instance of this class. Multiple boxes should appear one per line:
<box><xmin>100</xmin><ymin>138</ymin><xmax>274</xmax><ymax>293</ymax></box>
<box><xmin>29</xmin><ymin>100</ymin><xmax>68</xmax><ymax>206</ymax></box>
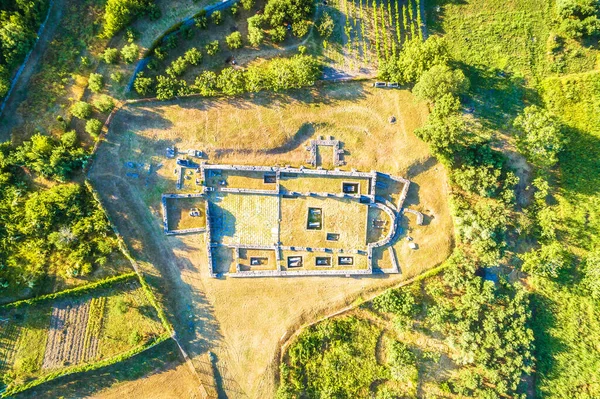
<box><xmin>0</xmin><ymin>272</ymin><xmax>137</xmax><ymax>309</ymax></box>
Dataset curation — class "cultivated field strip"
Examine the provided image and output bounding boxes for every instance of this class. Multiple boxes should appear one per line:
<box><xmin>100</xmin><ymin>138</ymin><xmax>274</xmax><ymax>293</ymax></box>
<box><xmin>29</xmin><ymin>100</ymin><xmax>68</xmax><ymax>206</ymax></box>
<box><xmin>327</xmin><ymin>0</ymin><xmax>423</xmax><ymax>71</ymax></box>
<box><xmin>81</xmin><ymin>297</ymin><xmax>106</xmax><ymax>363</ymax></box>
<box><xmin>0</xmin><ymin>321</ymin><xmax>21</xmax><ymax>374</ymax></box>
<box><xmin>42</xmin><ymin>300</ymin><xmax>91</xmax><ymax>369</ymax></box>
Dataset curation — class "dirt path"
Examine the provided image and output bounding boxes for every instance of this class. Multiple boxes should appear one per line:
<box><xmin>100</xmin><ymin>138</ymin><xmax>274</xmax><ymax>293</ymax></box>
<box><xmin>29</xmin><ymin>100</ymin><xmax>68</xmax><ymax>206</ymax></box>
<box><xmin>0</xmin><ymin>0</ymin><xmax>65</xmax><ymax>143</ymax></box>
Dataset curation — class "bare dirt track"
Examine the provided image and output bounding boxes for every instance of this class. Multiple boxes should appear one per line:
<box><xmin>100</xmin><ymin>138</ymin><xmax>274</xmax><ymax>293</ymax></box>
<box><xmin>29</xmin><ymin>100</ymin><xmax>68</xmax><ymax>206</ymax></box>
<box><xmin>0</xmin><ymin>0</ymin><xmax>65</xmax><ymax>143</ymax></box>
<box><xmin>87</xmin><ymin>82</ymin><xmax>453</xmax><ymax>398</ymax></box>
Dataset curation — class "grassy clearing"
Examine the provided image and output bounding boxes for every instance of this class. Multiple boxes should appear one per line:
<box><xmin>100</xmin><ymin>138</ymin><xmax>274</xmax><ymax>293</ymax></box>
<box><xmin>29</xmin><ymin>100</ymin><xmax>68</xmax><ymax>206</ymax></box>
<box><xmin>0</xmin><ymin>279</ymin><xmax>166</xmax><ymax>393</ymax></box>
<box><xmin>89</xmin><ymin>82</ymin><xmax>452</xmax><ymax>397</ymax></box>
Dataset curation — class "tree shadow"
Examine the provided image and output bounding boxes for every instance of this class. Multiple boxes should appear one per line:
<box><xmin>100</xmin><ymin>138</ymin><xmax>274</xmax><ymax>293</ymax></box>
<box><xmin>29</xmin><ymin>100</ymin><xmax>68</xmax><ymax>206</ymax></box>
<box><xmin>406</xmin><ymin>156</ymin><xmax>438</xmax><ymax>179</ymax></box>
<box><xmin>455</xmin><ymin>63</ymin><xmax>540</xmax><ymax>129</ymax></box>
<box><xmin>267</xmin><ymin>122</ymin><xmax>321</xmax><ymax>155</ymax></box>
<box><xmin>13</xmin><ymin>339</ymin><xmax>184</xmax><ymax>399</ymax></box>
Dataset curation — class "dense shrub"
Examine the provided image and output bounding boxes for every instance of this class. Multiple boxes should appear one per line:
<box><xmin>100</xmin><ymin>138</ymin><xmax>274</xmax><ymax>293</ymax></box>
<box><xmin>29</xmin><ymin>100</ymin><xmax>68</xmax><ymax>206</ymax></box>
<box><xmin>387</xmin><ymin>340</ymin><xmax>418</xmax><ymax>382</ymax></box>
<box><xmin>121</xmin><ymin>43</ymin><xmax>139</xmax><ymax>63</ymax></box>
<box><xmin>211</xmin><ymin>10</ymin><xmax>223</xmax><ymax>25</ymax></box>
<box><xmin>184</xmin><ymin>47</ymin><xmax>202</xmax><ymax>65</ymax></box>
<box><xmin>102</xmin><ymin>0</ymin><xmax>157</xmax><ymax>38</ymax></box>
<box><xmin>513</xmin><ymin>105</ymin><xmax>566</xmax><ymax>169</ymax></box>
<box><xmin>192</xmin><ymin>71</ymin><xmax>218</xmax><ymax>96</ymax></box>
<box><xmin>271</xmin><ymin>25</ymin><xmax>287</xmax><ymax>42</ymax></box>
<box><xmin>317</xmin><ymin>11</ymin><xmax>335</xmax><ymax>38</ymax></box>
<box><xmin>71</xmin><ymin>101</ymin><xmax>92</xmax><ymax>119</ymax></box>
<box><xmin>205</xmin><ymin>40</ymin><xmax>220</xmax><ymax>56</ymax></box>
<box><xmin>521</xmin><ymin>242</ymin><xmax>571</xmax><ymax>279</ymax></box>
<box><xmin>88</xmin><ymin>73</ymin><xmax>104</xmax><ymax>93</ymax></box>
<box><xmin>85</xmin><ymin>118</ymin><xmax>103</xmax><ymax>138</ymax></box>
<box><xmin>102</xmin><ymin>47</ymin><xmax>119</xmax><ymax>64</ymax></box>
<box><xmin>226</xmin><ymin>31</ymin><xmax>243</xmax><ymax>49</ymax></box>
<box><xmin>93</xmin><ymin>95</ymin><xmax>115</xmax><ymax>113</ymax></box>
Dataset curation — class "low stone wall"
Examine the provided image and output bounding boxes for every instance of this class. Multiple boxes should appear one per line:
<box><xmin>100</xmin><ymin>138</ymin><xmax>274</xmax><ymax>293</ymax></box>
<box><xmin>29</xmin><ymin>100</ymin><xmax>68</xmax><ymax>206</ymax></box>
<box><xmin>403</xmin><ymin>209</ymin><xmax>424</xmax><ymax>225</ymax></box>
<box><xmin>228</xmin><ymin>268</ymin><xmax>373</xmax><ymax>278</ymax></box>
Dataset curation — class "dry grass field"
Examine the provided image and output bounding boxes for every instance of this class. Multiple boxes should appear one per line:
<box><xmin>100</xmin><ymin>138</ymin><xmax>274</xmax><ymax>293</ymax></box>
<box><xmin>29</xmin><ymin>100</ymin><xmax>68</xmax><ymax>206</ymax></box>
<box><xmin>88</xmin><ymin>82</ymin><xmax>453</xmax><ymax>398</ymax></box>
<box><xmin>210</xmin><ymin>192</ymin><xmax>280</xmax><ymax>246</ymax></box>
<box><xmin>165</xmin><ymin>197</ymin><xmax>207</xmax><ymax>231</ymax></box>
<box><xmin>280</xmin><ymin>174</ymin><xmax>370</xmax><ymax>195</ymax></box>
<box><xmin>279</xmin><ymin>196</ymin><xmax>369</xmax><ymax>249</ymax></box>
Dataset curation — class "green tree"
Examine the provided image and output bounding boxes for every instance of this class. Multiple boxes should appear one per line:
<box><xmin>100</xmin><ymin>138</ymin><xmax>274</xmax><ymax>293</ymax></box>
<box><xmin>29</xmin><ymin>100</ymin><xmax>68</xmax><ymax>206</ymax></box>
<box><xmin>264</xmin><ymin>0</ymin><xmax>314</xmax><ymax>27</ymax></box>
<box><xmin>211</xmin><ymin>10</ymin><xmax>223</xmax><ymax>25</ymax></box>
<box><xmin>521</xmin><ymin>242</ymin><xmax>571</xmax><ymax>279</ymax></box>
<box><xmin>166</xmin><ymin>56</ymin><xmax>188</xmax><ymax>77</ymax></box>
<box><xmin>85</xmin><ymin>118</ymin><xmax>103</xmax><ymax>138</ymax></box>
<box><xmin>110</xmin><ymin>71</ymin><xmax>124</xmax><ymax>83</ymax></box>
<box><xmin>271</xmin><ymin>25</ymin><xmax>287</xmax><ymax>42</ymax></box>
<box><xmin>205</xmin><ymin>40</ymin><xmax>220</xmax><ymax>56</ymax></box>
<box><xmin>156</xmin><ymin>75</ymin><xmax>180</xmax><ymax>100</ymax></box>
<box><xmin>93</xmin><ymin>95</ymin><xmax>115</xmax><ymax>113</ymax></box>
<box><xmin>413</xmin><ymin>64</ymin><xmax>469</xmax><ymax>102</ymax></box>
<box><xmin>230</xmin><ymin>3</ymin><xmax>239</xmax><ymax>16</ymax></box>
<box><xmin>71</xmin><ymin>101</ymin><xmax>92</xmax><ymax>119</ymax></box>
<box><xmin>102</xmin><ymin>47</ymin><xmax>119</xmax><ymax>63</ymax></box>
<box><xmin>102</xmin><ymin>0</ymin><xmax>156</xmax><ymax>38</ymax></box>
<box><xmin>240</xmin><ymin>0</ymin><xmax>255</xmax><ymax>10</ymax></box>
<box><xmin>292</xmin><ymin>20</ymin><xmax>310</xmax><ymax>38</ymax></box>
<box><xmin>192</xmin><ymin>71</ymin><xmax>218</xmax><ymax>96</ymax></box>
<box><xmin>226</xmin><ymin>31</ymin><xmax>243</xmax><ymax>49</ymax></box>
<box><xmin>217</xmin><ymin>67</ymin><xmax>246</xmax><ymax>95</ymax></box>
<box><xmin>378</xmin><ymin>36</ymin><xmax>449</xmax><ymax>84</ymax></box>
<box><xmin>121</xmin><ymin>42</ymin><xmax>139</xmax><ymax>63</ymax></box>
<box><xmin>134</xmin><ymin>73</ymin><xmax>153</xmax><ymax>95</ymax></box>
<box><xmin>513</xmin><ymin>105</ymin><xmax>566</xmax><ymax>169</ymax></box>
<box><xmin>317</xmin><ymin>11</ymin><xmax>335</xmax><ymax>38</ymax></box>
<box><xmin>556</xmin><ymin>0</ymin><xmax>600</xmax><ymax>39</ymax></box>
<box><xmin>248</xmin><ymin>26</ymin><xmax>265</xmax><ymax>46</ymax></box>
<box><xmin>88</xmin><ymin>73</ymin><xmax>104</xmax><ymax>93</ymax></box>
<box><xmin>184</xmin><ymin>47</ymin><xmax>202</xmax><ymax>65</ymax></box>
<box><xmin>195</xmin><ymin>10</ymin><xmax>208</xmax><ymax>29</ymax></box>
<box><xmin>373</xmin><ymin>288</ymin><xmax>417</xmax><ymax>317</ymax></box>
